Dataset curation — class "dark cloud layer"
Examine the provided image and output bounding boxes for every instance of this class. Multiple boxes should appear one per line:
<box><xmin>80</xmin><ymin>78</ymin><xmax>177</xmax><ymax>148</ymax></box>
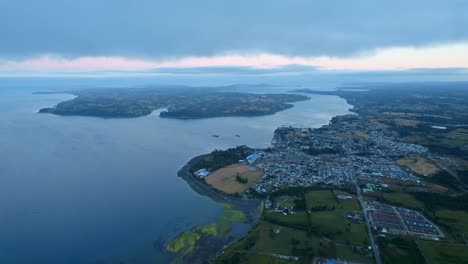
<box><xmin>1</xmin><ymin>0</ymin><xmax>467</xmax><ymax>59</ymax></box>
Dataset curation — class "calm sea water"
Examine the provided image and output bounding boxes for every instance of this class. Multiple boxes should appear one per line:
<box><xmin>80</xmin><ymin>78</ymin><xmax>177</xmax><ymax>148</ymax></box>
<box><xmin>0</xmin><ymin>78</ymin><xmax>351</xmax><ymax>264</ymax></box>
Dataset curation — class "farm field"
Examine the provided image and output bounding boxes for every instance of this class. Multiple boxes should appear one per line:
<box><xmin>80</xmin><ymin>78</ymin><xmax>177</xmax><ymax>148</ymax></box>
<box><xmin>205</xmin><ymin>164</ymin><xmax>262</xmax><ymax>194</ymax></box>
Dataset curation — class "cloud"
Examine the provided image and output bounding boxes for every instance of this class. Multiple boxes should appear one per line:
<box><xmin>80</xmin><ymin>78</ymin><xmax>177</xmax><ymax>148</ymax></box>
<box><xmin>2</xmin><ymin>43</ymin><xmax>468</xmax><ymax>74</ymax></box>
<box><xmin>1</xmin><ymin>0</ymin><xmax>467</xmax><ymax>60</ymax></box>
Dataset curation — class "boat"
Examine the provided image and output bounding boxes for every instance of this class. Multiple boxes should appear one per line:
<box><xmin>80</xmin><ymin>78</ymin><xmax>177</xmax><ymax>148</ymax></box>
<box><xmin>212</xmin><ymin>134</ymin><xmax>220</xmax><ymax>138</ymax></box>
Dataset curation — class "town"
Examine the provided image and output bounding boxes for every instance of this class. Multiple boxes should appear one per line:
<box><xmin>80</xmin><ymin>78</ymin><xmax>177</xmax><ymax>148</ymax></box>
<box><xmin>192</xmin><ymin>86</ymin><xmax>468</xmax><ymax>264</ymax></box>
<box><xmin>250</xmin><ymin>115</ymin><xmax>426</xmax><ymax>194</ymax></box>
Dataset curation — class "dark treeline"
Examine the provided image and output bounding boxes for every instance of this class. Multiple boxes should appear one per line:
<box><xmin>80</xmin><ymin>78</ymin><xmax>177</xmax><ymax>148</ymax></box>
<box><xmin>191</xmin><ymin>146</ymin><xmax>254</xmax><ymax>173</ymax></box>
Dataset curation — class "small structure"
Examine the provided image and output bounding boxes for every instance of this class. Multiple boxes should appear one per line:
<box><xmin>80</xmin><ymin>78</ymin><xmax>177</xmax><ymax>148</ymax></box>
<box><xmin>194</xmin><ymin>168</ymin><xmax>210</xmax><ymax>177</ymax></box>
<box><xmin>274</xmin><ymin>228</ymin><xmax>281</xmax><ymax>235</ymax></box>
<box><xmin>264</xmin><ymin>196</ymin><xmax>272</xmax><ymax>209</ymax></box>
<box><xmin>246</xmin><ymin>152</ymin><xmax>261</xmax><ymax>164</ymax></box>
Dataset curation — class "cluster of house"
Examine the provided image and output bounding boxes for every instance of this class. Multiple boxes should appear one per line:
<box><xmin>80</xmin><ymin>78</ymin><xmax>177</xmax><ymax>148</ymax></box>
<box><xmin>195</xmin><ymin>115</ymin><xmax>431</xmax><ymax>195</ymax></box>
<box><xmin>249</xmin><ymin>116</ymin><xmax>427</xmax><ymax>193</ymax></box>
<box><xmin>360</xmin><ymin>183</ymin><xmax>389</xmax><ymax>193</ymax></box>
<box><xmin>345</xmin><ymin>211</ymin><xmax>363</xmax><ymax>223</ymax></box>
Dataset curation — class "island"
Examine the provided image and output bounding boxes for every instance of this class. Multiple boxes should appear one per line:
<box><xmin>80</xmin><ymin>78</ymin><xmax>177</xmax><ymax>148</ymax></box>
<box><xmin>173</xmin><ymin>83</ymin><xmax>467</xmax><ymax>264</ymax></box>
<box><xmin>37</xmin><ymin>86</ymin><xmax>309</xmax><ymax>119</ymax></box>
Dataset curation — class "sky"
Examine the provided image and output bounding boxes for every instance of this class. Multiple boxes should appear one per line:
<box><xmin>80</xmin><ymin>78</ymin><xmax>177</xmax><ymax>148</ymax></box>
<box><xmin>0</xmin><ymin>0</ymin><xmax>467</xmax><ymax>77</ymax></box>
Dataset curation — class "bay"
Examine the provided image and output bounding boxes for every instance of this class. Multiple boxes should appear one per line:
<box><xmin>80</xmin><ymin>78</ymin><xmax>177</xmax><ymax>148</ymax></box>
<box><xmin>0</xmin><ymin>79</ymin><xmax>351</xmax><ymax>263</ymax></box>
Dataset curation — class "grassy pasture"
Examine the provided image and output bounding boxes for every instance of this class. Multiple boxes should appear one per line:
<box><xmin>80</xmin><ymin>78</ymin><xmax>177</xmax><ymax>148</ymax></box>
<box><xmin>205</xmin><ymin>164</ymin><xmax>262</xmax><ymax>194</ymax></box>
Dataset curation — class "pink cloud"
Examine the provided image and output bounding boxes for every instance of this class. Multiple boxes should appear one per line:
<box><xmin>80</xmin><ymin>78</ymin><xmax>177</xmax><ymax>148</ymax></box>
<box><xmin>0</xmin><ymin>56</ymin><xmax>159</xmax><ymax>72</ymax></box>
<box><xmin>1</xmin><ymin>43</ymin><xmax>468</xmax><ymax>73</ymax></box>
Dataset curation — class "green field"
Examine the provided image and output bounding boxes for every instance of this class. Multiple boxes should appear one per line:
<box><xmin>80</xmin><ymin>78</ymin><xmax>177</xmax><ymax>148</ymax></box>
<box><xmin>378</xmin><ymin>237</ymin><xmax>426</xmax><ymax>264</ymax></box>
<box><xmin>304</xmin><ymin>190</ymin><xmax>360</xmax><ymax>211</ymax></box>
<box><xmin>253</xmin><ymin>221</ymin><xmax>312</xmax><ymax>255</ymax></box>
<box><xmin>434</xmin><ymin>210</ymin><xmax>468</xmax><ymax>241</ymax></box>
<box><xmin>335</xmin><ymin>244</ymin><xmax>373</xmax><ymax>263</ymax></box>
<box><xmin>240</xmin><ymin>253</ymin><xmax>298</xmax><ymax>264</ymax></box>
<box><xmin>263</xmin><ymin>212</ymin><xmax>309</xmax><ymax>229</ymax></box>
<box><xmin>417</xmin><ymin>240</ymin><xmax>468</xmax><ymax>264</ymax></box>
<box><xmin>275</xmin><ymin>195</ymin><xmax>300</xmax><ymax>209</ymax></box>
<box><xmin>309</xmin><ymin>211</ymin><xmax>369</xmax><ymax>246</ymax></box>
<box><xmin>214</xmin><ymin>221</ymin><xmax>373</xmax><ymax>264</ymax></box>
<box><xmin>213</xmin><ymin>221</ymin><xmax>313</xmax><ymax>263</ymax></box>
<box><xmin>335</xmin><ymin>197</ymin><xmax>361</xmax><ymax>211</ymax></box>
<box><xmin>212</xmin><ymin>190</ymin><xmax>374</xmax><ymax>263</ymax></box>
<box><xmin>382</xmin><ymin>192</ymin><xmax>424</xmax><ymax>209</ymax></box>
<box><xmin>305</xmin><ymin>190</ymin><xmax>337</xmax><ymax>210</ymax></box>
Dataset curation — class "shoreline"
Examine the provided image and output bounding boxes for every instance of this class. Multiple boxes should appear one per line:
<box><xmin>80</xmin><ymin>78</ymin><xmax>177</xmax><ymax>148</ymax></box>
<box><xmin>174</xmin><ymin>154</ymin><xmax>261</xmax><ymax>264</ymax></box>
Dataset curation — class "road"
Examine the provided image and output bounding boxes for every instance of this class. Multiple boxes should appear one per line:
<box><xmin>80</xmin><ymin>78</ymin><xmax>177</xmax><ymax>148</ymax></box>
<box><xmin>354</xmin><ymin>176</ymin><xmax>382</xmax><ymax>264</ymax></box>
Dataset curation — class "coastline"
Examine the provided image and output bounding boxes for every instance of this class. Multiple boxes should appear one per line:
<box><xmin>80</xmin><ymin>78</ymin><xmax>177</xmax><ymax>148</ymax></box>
<box><xmin>171</xmin><ymin>92</ymin><xmax>355</xmax><ymax>263</ymax></box>
<box><xmin>173</xmin><ymin>154</ymin><xmax>261</xmax><ymax>264</ymax></box>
